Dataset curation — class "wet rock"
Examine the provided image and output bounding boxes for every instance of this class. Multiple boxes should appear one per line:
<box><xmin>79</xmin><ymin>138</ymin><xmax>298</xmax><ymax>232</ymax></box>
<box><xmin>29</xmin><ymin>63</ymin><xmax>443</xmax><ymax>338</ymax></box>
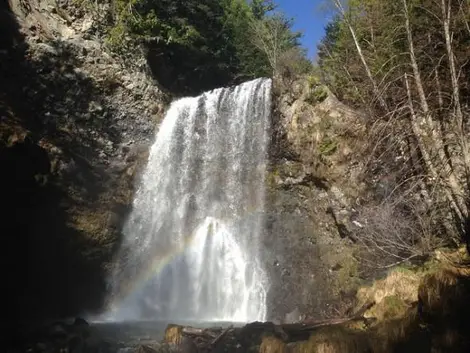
<box><xmin>331</xmin><ymin>263</ymin><xmax>343</xmax><ymax>271</ymax></box>
<box><xmin>48</xmin><ymin>322</ymin><xmax>68</xmax><ymax>339</ymax></box>
<box><xmin>133</xmin><ymin>343</ymin><xmax>189</xmax><ymax>353</ymax></box>
<box><xmin>284</xmin><ymin>307</ymin><xmax>303</xmax><ymax>324</ymax></box>
<box><xmin>35</xmin><ymin>342</ymin><xmax>47</xmax><ymax>352</ymax></box>
<box><xmin>72</xmin><ymin>318</ymin><xmax>90</xmax><ymax>339</ymax></box>
<box><xmin>118</xmin><ymin>348</ymin><xmax>134</xmax><ymax>353</ymax></box>
<box><xmin>68</xmin><ymin>335</ymin><xmax>84</xmax><ymax>353</ymax></box>
<box><xmin>135</xmin><ymin>345</ymin><xmax>158</xmax><ymax>353</ymax></box>
<box><xmin>266</xmin><ymin>76</ymin><xmax>368</xmax><ymax>320</ymax></box>
<box><xmin>35</xmin><ymin>43</ymin><xmax>58</xmax><ymax>56</ymax></box>
<box><xmin>73</xmin><ymin>317</ymin><xmax>89</xmax><ymax>327</ymax></box>
<box><xmin>177</xmin><ymin>337</ymin><xmax>198</xmax><ymax>353</ymax></box>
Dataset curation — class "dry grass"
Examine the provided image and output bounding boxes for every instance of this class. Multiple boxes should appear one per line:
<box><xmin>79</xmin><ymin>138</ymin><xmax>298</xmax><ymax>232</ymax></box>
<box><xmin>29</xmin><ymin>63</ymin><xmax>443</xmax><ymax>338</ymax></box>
<box><xmin>289</xmin><ymin>327</ymin><xmax>370</xmax><ymax>353</ymax></box>
<box><xmin>374</xmin><ymin>259</ymin><xmax>470</xmax><ymax>352</ymax></box>
<box><xmin>371</xmin><ymin>308</ymin><xmax>427</xmax><ymax>353</ymax></box>
<box><xmin>356</xmin><ymin>268</ymin><xmax>421</xmax><ymax>321</ymax></box>
<box><xmin>259</xmin><ymin>336</ymin><xmax>287</xmax><ymax>353</ymax></box>
<box><xmin>164</xmin><ymin>325</ymin><xmax>182</xmax><ymax>345</ymax></box>
<box><xmin>418</xmin><ymin>266</ymin><xmax>470</xmax><ymax>320</ymax></box>
<box><xmin>351</xmin><ymin>249</ymin><xmax>470</xmax><ymax>352</ymax></box>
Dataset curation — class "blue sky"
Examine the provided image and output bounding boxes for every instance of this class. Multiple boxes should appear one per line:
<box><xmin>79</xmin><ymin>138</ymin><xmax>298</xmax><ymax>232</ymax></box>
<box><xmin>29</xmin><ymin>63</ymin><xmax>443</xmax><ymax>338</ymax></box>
<box><xmin>275</xmin><ymin>0</ymin><xmax>333</xmax><ymax>60</ymax></box>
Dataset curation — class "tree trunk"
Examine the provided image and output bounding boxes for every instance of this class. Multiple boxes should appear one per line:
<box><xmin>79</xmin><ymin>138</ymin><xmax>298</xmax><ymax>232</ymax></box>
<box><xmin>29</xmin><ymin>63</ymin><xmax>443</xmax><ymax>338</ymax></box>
<box><xmin>402</xmin><ymin>0</ymin><xmax>429</xmax><ymax>114</ymax></box>
<box><xmin>163</xmin><ymin>304</ymin><xmax>375</xmax><ymax>353</ymax></box>
<box><xmin>332</xmin><ymin>0</ymin><xmax>388</xmax><ymax>110</ymax></box>
<box><xmin>441</xmin><ymin>0</ymin><xmax>470</xmax><ymax>178</ymax></box>
<box><xmin>404</xmin><ymin>74</ymin><xmax>465</xmax><ymax>225</ymax></box>
<box><xmin>402</xmin><ymin>0</ymin><xmax>467</xmax><ymax>227</ymax></box>
<box><xmin>435</xmin><ymin>68</ymin><xmax>444</xmax><ymax>110</ymax></box>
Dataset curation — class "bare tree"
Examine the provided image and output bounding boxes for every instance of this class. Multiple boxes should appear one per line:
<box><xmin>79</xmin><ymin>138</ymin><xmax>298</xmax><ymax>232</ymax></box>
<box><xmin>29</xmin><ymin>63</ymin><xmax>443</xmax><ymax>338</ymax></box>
<box><xmin>439</xmin><ymin>0</ymin><xmax>470</xmax><ymax>176</ymax></box>
<box><xmin>355</xmin><ymin>173</ymin><xmax>452</xmax><ymax>268</ymax></box>
<box><xmin>319</xmin><ymin>0</ymin><xmax>470</xmax><ymax>258</ymax></box>
<box><xmin>330</xmin><ymin>0</ymin><xmax>388</xmax><ymax>110</ymax></box>
<box><xmin>400</xmin><ymin>0</ymin><xmax>467</xmax><ymax>229</ymax></box>
<box><xmin>249</xmin><ymin>14</ymin><xmax>293</xmax><ymax>77</ymax></box>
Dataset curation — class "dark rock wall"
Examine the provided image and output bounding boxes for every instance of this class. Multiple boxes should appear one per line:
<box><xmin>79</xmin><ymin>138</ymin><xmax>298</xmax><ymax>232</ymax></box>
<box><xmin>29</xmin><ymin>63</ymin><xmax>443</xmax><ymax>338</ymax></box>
<box><xmin>1</xmin><ymin>0</ymin><xmax>168</xmax><ymax>322</ymax></box>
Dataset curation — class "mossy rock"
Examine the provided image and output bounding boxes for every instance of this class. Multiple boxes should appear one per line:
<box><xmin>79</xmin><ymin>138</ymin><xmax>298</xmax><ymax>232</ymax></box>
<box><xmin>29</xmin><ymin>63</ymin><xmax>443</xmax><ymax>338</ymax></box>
<box><xmin>290</xmin><ymin>326</ymin><xmax>370</xmax><ymax>353</ymax></box>
<box><xmin>277</xmin><ymin>161</ymin><xmax>304</xmax><ymax>178</ymax></box>
<box><xmin>305</xmin><ymin>85</ymin><xmax>329</xmax><ymax>105</ymax></box>
<box><xmin>329</xmin><ymin>255</ymin><xmax>361</xmax><ymax>297</ymax></box>
<box><xmin>318</xmin><ymin>138</ymin><xmax>338</xmax><ymax>156</ymax></box>
<box><xmin>380</xmin><ymin>295</ymin><xmax>409</xmax><ymax>321</ymax></box>
<box><xmin>266</xmin><ymin>167</ymin><xmax>280</xmax><ymax>188</ymax></box>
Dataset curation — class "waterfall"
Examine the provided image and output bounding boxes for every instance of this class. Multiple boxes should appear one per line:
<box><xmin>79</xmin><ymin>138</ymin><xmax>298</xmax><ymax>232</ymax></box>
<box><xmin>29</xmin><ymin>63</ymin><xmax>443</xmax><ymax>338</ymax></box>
<box><xmin>105</xmin><ymin>78</ymin><xmax>271</xmax><ymax>322</ymax></box>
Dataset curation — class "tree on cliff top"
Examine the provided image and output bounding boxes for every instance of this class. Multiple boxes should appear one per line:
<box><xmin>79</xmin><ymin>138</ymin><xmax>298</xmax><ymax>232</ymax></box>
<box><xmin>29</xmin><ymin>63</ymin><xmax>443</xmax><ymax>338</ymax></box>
<box><xmin>105</xmin><ymin>0</ymin><xmax>310</xmax><ymax>91</ymax></box>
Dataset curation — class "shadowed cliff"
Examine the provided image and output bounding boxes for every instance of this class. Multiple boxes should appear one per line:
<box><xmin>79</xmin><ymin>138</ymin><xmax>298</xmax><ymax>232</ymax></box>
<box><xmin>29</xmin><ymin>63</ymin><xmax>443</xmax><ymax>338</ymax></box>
<box><xmin>0</xmin><ymin>0</ymin><xmax>164</xmax><ymax>324</ymax></box>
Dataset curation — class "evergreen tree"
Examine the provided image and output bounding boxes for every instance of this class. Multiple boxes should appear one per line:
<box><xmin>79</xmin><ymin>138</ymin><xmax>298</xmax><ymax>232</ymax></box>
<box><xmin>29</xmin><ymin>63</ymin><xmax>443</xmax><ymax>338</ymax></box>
<box><xmin>318</xmin><ymin>0</ymin><xmax>470</xmax><ymax>241</ymax></box>
<box><xmin>106</xmin><ymin>0</ymin><xmax>310</xmax><ymax>91</ymax></box>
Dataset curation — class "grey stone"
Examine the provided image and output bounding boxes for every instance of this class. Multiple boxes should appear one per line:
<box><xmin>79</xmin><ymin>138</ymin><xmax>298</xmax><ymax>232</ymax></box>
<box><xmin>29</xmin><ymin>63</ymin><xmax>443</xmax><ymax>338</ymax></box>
<box><xmin>284</xmin><ymin>307</ymin><xmax>302</xmax><ymax>324</ymax></box>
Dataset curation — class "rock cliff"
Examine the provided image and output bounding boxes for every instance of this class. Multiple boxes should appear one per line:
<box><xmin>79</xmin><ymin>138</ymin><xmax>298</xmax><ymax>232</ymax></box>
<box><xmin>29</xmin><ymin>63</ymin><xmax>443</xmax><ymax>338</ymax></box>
<box><xmin>2</xmin><ymin>0</ymin><xmax>384</xmax><ymax>324</ymax></box>
<box><xmin>264</xmin><ymin>79</ymin><xmax>369</xmax><ymax>321</ymax></box>
<box><xmin>1</xmin><ymin>0</ymin><xmax>168</xmax><ymax>322</ymax></box>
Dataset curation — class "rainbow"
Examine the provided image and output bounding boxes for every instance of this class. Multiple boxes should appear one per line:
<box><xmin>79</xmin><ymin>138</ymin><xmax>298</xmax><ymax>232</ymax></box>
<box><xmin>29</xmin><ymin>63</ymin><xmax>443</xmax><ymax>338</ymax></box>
<box><xmin>103</xmin><ymin>216</ymin><xmax>225</xmax><ymax>315</ymax></box>
<box><xmin>101</xmin><ymin>208</ymin><xmax>261</xmax><ymax>319</ymax></box>
<box><xmin>104</xmin><ymin>230</ymin><xmax>198</xmax><ymax>315</ymax></box>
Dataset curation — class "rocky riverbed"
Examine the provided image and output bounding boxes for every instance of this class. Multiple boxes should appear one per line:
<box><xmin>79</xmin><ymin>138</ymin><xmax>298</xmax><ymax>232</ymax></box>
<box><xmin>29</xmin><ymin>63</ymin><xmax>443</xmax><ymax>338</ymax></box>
<box><xmin>4</xmin><ymin>319</ymin><xmax>238</xmax><ymax>353</ymax></box>
<box><xmin>4</xmin><ymin>248</ymin><xmax>470</xmax><ymax>353</ymax></box>
<box><xmin>6</xmin><ymin>319</ymin><xmax>166</xmax><ymax>353</ymax></box>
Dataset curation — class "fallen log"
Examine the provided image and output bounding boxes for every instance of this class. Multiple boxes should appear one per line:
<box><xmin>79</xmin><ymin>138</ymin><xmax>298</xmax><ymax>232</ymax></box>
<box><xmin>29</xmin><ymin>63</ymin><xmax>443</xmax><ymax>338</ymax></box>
<box><xmin>210</xmin><ymin>326</ymin><xmax>233</xmax><ymax>347</ymax></box>
<box><xmin>163</xmin><ymin>302</ymin><xmax>375</xmax><ymax>352</ymax></box>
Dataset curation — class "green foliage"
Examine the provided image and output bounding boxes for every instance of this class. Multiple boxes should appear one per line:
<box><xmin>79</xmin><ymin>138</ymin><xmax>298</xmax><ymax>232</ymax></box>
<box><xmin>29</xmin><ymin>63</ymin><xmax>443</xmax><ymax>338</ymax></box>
<box><xmin>250</xmin><ymin>0</ymin><xmax>276</xmax><ymax>19</ymax></box>
<box><xmin>109</xmin><ymin>0</ymin><xmax>222</xmax><ymax>47</ymax></box>
<box><xmin>306</xmin><ymin>85</ymin><xmax>328</xmax><ymax>105</ymax></box>
<box><xmin>305</xmin><ymin>73</ymin><xmax>328</xmax><ymax>104</ymax></box>
<box><xmin>224</xmin><ymin>0</ymin><xmax>272</xmax><ymax>78</ymax></box>
<box><xmin>103</xmin><ymin>0</ymin><xmax>309</xmax><ymax>91</ymax></box>
<box><xmin>106</xmin><ymin>21</ymin><xmax>127</xmax><ymax>49</ymax></box>
<box><xmin>250</xmin><ymin>12</ymin><xmax>306</xmax><ymax>77</ymax></box>
<box><xmin>318</xmin><ymin>0</ymin><xmax>470</xmax><ymax>110</ymax></box>
<box><xmin>318</xmin><ymin>0</ymin><xmax>470</xmax><ymax>250</ymax></box>
<box><xmin>382</xmin><ymin>295</ymin><xmax>408</xmax><ymax>320</ymax></box>
<box><xmin>307</xmin><ymin>74</ymin><xmax>320</xmax><ymax>89</ymax></box>
<box><xmin>318</xmin><ymin>138</ymin><xmax>338</xmax><ymax>156</ymax></box>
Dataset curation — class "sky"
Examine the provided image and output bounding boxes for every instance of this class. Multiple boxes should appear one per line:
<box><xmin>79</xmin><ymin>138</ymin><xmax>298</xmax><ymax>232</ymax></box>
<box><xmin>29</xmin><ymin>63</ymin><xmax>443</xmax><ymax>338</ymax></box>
<box><xmin>275</xmin><ymin>0</ymin><xmax>334</xmax><ymax>60</ymax></box>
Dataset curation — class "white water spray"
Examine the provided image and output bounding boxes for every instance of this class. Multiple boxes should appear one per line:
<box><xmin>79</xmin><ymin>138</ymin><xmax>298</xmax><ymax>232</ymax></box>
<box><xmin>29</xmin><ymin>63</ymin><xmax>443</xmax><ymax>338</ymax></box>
<box><xmin>106</xmin><ymin>78</ymin><xmax>271</xmax><ymax>322</ymax></box>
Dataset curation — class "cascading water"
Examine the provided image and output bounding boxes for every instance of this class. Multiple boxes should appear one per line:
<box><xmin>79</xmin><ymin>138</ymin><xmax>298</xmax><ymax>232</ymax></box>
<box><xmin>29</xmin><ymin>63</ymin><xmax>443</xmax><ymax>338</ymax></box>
<box><xmin>105</xmin><ymin>78</ymin><xmax>271</xmax><ymax>323</ymax></box>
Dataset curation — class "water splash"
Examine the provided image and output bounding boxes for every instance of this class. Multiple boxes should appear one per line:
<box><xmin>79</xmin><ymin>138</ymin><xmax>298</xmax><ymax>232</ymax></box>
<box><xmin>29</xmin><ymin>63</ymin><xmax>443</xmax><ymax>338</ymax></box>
<box><xmin>105</xmin><ymin>78</ymin><xmax>271</xmax><ymax>322</ymax></box>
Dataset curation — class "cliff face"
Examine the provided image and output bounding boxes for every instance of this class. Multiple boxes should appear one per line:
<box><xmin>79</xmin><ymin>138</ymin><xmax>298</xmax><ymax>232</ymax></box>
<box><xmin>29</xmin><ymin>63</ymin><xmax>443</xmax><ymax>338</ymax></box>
<box><xmin>264</xmin><ymin>79</ymin><xmax>370</xmax><ymax>321</ymax></box>
<box><xmin>2</xmin><ymin>0</ymin><xmax>376</xmax><ymax>323</ymax></box>
<box><xmin>1</xmin><ymin>0</ymin><xmax>168</xmax><ymax>321</ymax></box>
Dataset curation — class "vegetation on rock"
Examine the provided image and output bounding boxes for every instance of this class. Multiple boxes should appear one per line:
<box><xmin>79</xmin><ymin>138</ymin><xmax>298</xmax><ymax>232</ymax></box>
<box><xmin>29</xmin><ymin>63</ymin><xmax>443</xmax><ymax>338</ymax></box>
<box><xmin>318</xmin><ymin>0</ymin><xmax>470</xmax><ymax>267</ymax></box>
<box><xmin>99</xmin><ymin>0</ymin><xmax>310</xmax><ymax>93</ymax></box>
<box><xmin>3</xmin><ymin>1</ymin><xmax>470</xmax><ymax>351</ymax></box>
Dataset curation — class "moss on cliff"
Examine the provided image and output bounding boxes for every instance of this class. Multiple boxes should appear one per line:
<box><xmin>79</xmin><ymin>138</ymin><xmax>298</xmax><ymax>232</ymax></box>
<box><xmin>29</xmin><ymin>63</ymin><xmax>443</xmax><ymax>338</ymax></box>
<box><xmin>329</xmin><ymin>255</ymin><xmax>361</xmax><ymax>297</ymax></box>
